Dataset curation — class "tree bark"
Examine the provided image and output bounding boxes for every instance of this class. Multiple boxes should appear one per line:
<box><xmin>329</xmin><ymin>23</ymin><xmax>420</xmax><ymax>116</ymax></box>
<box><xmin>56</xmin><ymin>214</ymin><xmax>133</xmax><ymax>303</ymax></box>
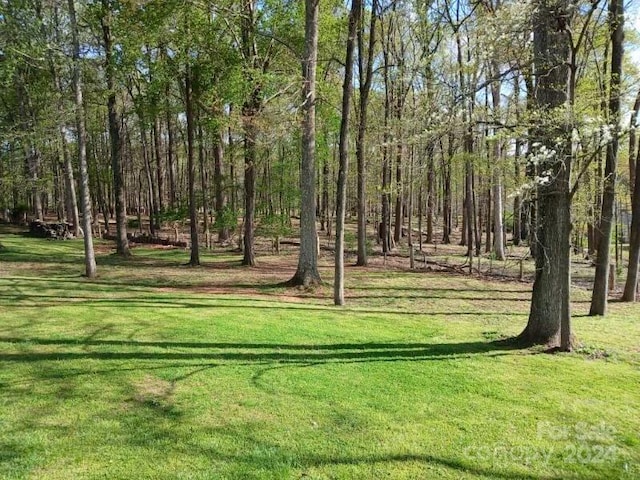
<box><xmin>290</xmin><ymin>0</ymin><xmax>322</xmax><ymax>286</ymax></box>
<box><xmin>240</xmin><ymin>0</ymin><xmax>262</xmax><ymax>267</ymax></box>
<box><xmin>380</xmin><ymin>30</ymin><xmax>392</xmax><ymax>255</ymax></box>
<box><xmin>101</xmin><ymin>0</ymin><xmax>130</xmax><ymax>256</ymax></box>
<box><xmin>198</xmin><ymin>124</ymin><xmax>210</xmax><ymax>249</ymax></box>
<box><xmin>590</xmin><ymin>0</ymin><xmax>623</xmax><ymax>315</ymax></box>
<box><xmin>213</xmin><ymin>127</ymin><xmax>228</xmax><ymax>242</ymax></box>
<box><xmin>490</xmin><ymin>66</ymin><xmax>505</xmax><ymax>260</ymax></box>
<box><xmin>442</xmin><ymin>136</ymin><xmax>452</xmax><ymax>244</ymax></box>
<box><xmin>355</xmin><ymin>0</ymin><xmax>377</xmax><ymax>267</ymax></box>
<box><xmin>623</xmin><ymin>90</ymin><xmax>640</xmax><ymax>301</ymax></box>
<box><xmin>185</xmin><ymin>63</ymin><xmax>200</xmax><ymax>266</ymax></box>
<box><xmin>334</xmin><ymin>0</ymin><xmax>361</xmax><ymax>305</ymax></box>
<box><xmin>153</xmin><ymin>118</ymin><xmax>164</xmax><ymax>216</ymax></box>
<box><xmin>69</xmin><ymin>0</ymin><xmax>97</xmax><ymax>277</ymax></box>
<box><xmin>426</xmin><ymin>144</ymin><xmax>435</xmax><ymax>244</ymax></box>
<box><xmin>519</xmin><ymin>0</ymin><xmax>572</xmax><ymax>348</ymax></box>
<box><xmin>628</xmin><ymin>90</ymin><xmax>640</xmax><ymax>199</ymax></box>
<box><xmin>165</xmin><ymin>86</ymin><xmax>177</xmax><ymax>210</ymax></box>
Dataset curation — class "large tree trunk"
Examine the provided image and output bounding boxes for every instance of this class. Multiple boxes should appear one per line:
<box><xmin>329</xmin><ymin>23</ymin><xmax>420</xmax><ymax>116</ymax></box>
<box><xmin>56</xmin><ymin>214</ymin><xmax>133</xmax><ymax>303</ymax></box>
<box><xmin>334</xmin><ymin>0</ymin><xmax>361</xmax><ymax>305</ymax></box>
<box><xmin>290</xmin><ymin>0</ymin><xmax>322</xmax><ymax>286</ymax></box>
<box><xmin>590</xmin><ymin>0</ymin><xmax>623</xmax><ymax>315</ymax></box>
<box><xmin>101</xmin><ymin>0</ymin><xmax>130</xmax><ymax>257</ymax></box>
<box><xmin>519</xmin><ymin>0</ymin><xmax>572</xmax><ymax>348</ymax></box>
<box><xmin>68</xmin><ymin>0</ymin><xmax>96</xmax><ymax>277</ymax></box>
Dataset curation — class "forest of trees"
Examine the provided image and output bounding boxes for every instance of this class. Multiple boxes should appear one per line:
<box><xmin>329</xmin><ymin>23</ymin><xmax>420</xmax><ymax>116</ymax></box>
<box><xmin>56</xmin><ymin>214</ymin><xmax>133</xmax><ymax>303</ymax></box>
<box><xmin>1</xmin><ymin>0</ymin><xmax>639</xmax><ymax>350</ymax></box>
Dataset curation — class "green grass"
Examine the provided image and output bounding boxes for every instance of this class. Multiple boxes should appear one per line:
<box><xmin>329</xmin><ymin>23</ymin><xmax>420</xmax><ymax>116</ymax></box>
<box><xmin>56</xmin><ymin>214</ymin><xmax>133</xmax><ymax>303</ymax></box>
<box><xmin>0</xmin><ymin>230</ymin><xmax>639</xmax><ymax>479</ymax></box>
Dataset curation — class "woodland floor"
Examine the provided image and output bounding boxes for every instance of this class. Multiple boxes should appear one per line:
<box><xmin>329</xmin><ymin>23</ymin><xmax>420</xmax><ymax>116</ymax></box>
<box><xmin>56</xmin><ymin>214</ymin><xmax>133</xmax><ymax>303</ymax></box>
<box><xmin>0</xmin><ymin>222</ymin><xmax>639</xmax><ymax>479</ymax></box>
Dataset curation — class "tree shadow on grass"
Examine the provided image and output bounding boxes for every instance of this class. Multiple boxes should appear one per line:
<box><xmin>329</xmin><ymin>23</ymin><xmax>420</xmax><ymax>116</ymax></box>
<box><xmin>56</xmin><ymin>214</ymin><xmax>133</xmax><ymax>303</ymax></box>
<box><xmin>0</xmin><ymin>271</ymin><xmax>286</xmax><ymax>293</ymax></box>
<box><xmin>300</xmin><ymin>453</ymin><xmax>564</xmax><ymax>480</ymax></box>
<box><xmin>185</xmin><ymin>431</ymin><xmax>577</xmax><ymax>480</ymax></box>
<box><xmin>0</xmin><ymin>296</ymin><xmax>525</xmax><ymax>317</ymax></box>
<box><xmin>350</xmin><ymin>285</ymin><xmax>532</xmax><ymax>294</ymax></box>
<box><xmin>0</xmin><ymin>337</ymin><xmax>526</xmax><ymax>365</ymax></box>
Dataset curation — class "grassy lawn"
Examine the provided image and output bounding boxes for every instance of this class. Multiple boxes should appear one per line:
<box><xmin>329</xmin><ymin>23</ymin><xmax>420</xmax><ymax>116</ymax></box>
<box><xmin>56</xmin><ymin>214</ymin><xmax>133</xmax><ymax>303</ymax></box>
<box><xmin>0</xmin><ymin>229</ymin><xmax>639</xmax><ymax>479</ymax></box>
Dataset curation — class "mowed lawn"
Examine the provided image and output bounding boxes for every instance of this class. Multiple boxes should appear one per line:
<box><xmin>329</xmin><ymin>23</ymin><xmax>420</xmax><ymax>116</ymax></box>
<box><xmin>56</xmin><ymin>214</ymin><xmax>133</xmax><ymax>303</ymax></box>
<box><xmin>0</xmin><ymin>230</ymin><xmax>639</xmax><ymax>479</ymax></box>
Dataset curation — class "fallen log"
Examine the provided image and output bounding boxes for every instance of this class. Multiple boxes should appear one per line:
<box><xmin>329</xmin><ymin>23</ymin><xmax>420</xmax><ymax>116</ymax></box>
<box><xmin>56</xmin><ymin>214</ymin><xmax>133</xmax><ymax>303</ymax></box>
<box><xmin>29</xmin><ymin>220</ymin><xmax>73</xmax><ymax>240</ymax></box>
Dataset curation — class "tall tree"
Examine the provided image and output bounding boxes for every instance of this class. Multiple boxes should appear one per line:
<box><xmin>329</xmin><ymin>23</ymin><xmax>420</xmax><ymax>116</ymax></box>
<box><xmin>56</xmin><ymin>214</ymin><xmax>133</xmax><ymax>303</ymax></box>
<box><xmin>289</xmin><ymin>0</ymin><xmax>322</xmax><ymax>286</ymax></box>
<box><xmin>590</xmin><ymin>0</ymin><xmax>624</xmax><ymax>315</ymax></box>
<box><xmin>68</xmin><ymin>0</ymin><xmax>97</xmax><ymax>278</ymax></box>
<box><xmin>101</xmin><ymin>0</ymin><xmax>130</xmax><ymax>256</ymax></box>
<box><xmin>518</xmin><ymin>0</ymin><xmax>572</xmax><ymax>349</ymax></box>
<box><xmin>185</xmin><ymin>59</ymin><xmax>200</xmax><ymax>266</ymax></box>
<box><xmin>355</xmin><ymin>0</ymin><xmax>378</xmax><ymax>267</ymax></box>
<box><xmin>623</xmin><ymin>88</ymin><xmax>640</xmax><ymax>301</ymax></box>
<box><xmin>334</xmin><ymin>0</ymin><xmax>361</xmax><ymax>305</ymax></box>
<box><xmin>240</xmin><ymin>0</ymin><xmax>262</xmax><ymax>267</ymax></box>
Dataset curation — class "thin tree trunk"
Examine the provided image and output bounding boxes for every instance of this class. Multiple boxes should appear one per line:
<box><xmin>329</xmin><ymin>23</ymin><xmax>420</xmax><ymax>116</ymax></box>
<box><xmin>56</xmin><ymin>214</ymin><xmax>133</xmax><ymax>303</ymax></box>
<box><xmin>623</xmin><ymin>90</ymin><xmax>640</xmax><ymax>301</ymax></box>
<box><xmin>101</xmin><ymin>0</ymin><xmax>129</xmax><ymax>256</ymax></box>
<box><xmin>153</xmin><ymin>117</ymin><xmax>164</xmax><ymax>217</ymax></box>
<box><xmin>355</xmin><ymin>0</ymin><xmax>377</xmax><ymax>267</ymax></box>
<box><xmin>442</xmin><ymin>137</ymin><xmax>452</xmax><ymax>244</ymax></box>
<box><xmin>321</xmin><ymin>154</ymin><xmax>329</xmax><ymax>233</ymax></box>
<box><xmin>185</xmin><ymin>64</ymin><xmax>200</xmax><ymax>266</ymax></box>
<box><xmin>590</xmin><ymin>0</ymin><xmax>623</xmax><ymax>316</ymax></box>
<box><xmin>426</xmin><ymin>144</ymin><xmax>434</xmax><ymax>244</ymax></box>
<box><xmin>165</xmin><ymin>89</ymin><xmax>177</xmax><ymax>210</ymax></box>
<box><xmin>198</xmin><ymin>124</ymin><xmax>210</xmax><ymax>249</ymax></box>
<box><xmin>513</xmin><ymin>138</ymin><xmax>522</xmax><ymax>246</ymax></box>
<box><xmin>60</xmin><ymin>135</ymin><xmax>80</xmax><ymax>236</ymax></box>
<box><xmin>490</xmin><ymin>70</ymin><xmax>505</xmax><ymax>260</ymax></box>
<box><xmin>408</xmin><ymin>144</ymin><xmax>415</xmax><ymax>269</ymax></box>
<box><xmin>394</xmin><ymin>139</ymin><xmax>403</xmax><ymax>244</ymax></box>
<box><xmin>629</xmin><ymin>90</ymin><xmax>640</xmax><ymax>199</ymax></box>
<box><xmin>334</xmin><ymin>0</ymin><xmax>361</xmax><ymax>305</ymax></box>
<box><xmin>380</xmin><ymin>44</ymin><xmax>391</xmax><ymax>254</ymax></box>
<box><xmin>140</xmin><ymin>122</ymin><xmax>156</xmax><ymax>236</ymax></box>
<box><xmin>213</xmin><ymin>127</ymin><xmax>228</xmax><ymax>242</ymax></box>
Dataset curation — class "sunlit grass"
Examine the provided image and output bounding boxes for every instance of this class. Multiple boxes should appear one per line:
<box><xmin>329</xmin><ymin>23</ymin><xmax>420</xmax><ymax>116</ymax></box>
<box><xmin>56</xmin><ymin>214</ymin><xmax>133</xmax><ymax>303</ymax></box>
<box><xmin>0</xmin><ymin>230</ymin><xmax>639</xmax><ymax>479</ymax></box>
